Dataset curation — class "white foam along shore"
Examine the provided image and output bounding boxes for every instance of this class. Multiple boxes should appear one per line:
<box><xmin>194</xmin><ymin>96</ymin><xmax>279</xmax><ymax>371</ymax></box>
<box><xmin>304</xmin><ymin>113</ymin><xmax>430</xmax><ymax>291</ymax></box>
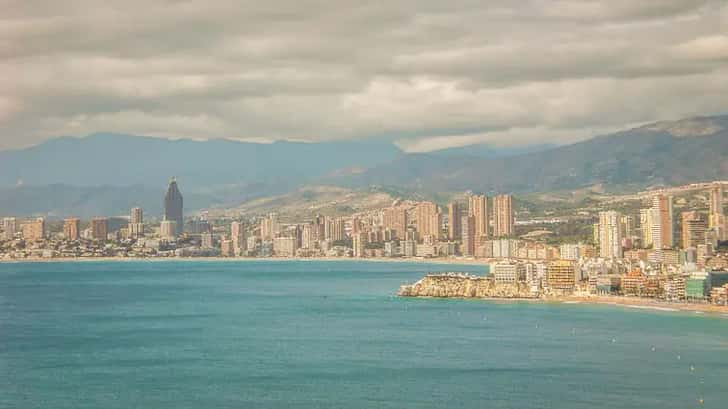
<box><xmin>616</xmin><ymin>304</ymin><xmax>679</xmax><ymax>312</ymax></box>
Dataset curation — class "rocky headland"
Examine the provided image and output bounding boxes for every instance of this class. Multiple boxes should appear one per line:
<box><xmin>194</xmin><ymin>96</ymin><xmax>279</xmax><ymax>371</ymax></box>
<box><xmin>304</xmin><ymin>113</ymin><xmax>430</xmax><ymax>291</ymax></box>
<box><xmin>398</xmin><ymin>273</ymin><xmax>536</xmax><ymax>299</ymax></box>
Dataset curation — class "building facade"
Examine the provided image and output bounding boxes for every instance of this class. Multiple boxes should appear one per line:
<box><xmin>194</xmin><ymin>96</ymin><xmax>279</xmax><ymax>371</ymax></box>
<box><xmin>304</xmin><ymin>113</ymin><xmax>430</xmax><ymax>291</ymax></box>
<box><xmin>598</xmin><ymin>211</ymin><xmax>623</xmax><ymax>258</ymax></box>
<box><xmin>493</xmin><ymin>194</ymin><xmax>514</xmax><ymax>237</ymax></box>
<box><xmin>63</xmin><ymin>218</ymin><xmax>81</xmax><ymax>241</ymax></box>
<box><xmin>90</xmin><ymin>217</ymin><xmax>108</xmax><ymax>241</ymax></box>
<box><xmin>164</xmin><ymin>178</ymin><xmax>184</xmax><ymax>236</ymax></box>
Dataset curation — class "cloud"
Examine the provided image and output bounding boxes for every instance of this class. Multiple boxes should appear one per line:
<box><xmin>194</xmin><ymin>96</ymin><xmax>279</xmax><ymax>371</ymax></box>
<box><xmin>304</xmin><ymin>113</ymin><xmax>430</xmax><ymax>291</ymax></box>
<box><xmin>0</xmin><ymin>0</ymin><xmax>726</xmax><ymax>151</ymax></box>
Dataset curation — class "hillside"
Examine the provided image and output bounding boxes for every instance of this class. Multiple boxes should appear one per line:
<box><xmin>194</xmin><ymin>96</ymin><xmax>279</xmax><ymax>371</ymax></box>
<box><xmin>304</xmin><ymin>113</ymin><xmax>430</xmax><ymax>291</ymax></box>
<box><xmin>334</xmin><ymin>115</ymin><xmax>728</xmax><ymax>194</ymax></box>
<box><xmin>207</xmin><ymin>186</ymin><xmax>398</xmax><ymax>221</ymax></box>
<box><xmin>1</xmin><ymin>114</ymin><xmax>726</xmax><ymax>217</ymax></box>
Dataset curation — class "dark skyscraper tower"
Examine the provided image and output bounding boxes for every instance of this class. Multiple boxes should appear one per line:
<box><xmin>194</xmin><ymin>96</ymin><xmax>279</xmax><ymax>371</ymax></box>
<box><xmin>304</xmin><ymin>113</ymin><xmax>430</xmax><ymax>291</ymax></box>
<box><xmin>164</xmin><ymin>178</ymin><xmax>184</xmax><ymax>236</ymax></box>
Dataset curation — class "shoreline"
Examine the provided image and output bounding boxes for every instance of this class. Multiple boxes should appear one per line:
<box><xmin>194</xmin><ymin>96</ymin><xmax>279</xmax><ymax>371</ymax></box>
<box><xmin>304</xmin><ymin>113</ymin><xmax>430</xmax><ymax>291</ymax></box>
<box><xmin>404</xmin><ymin>293</ymin><xmax>728</xmax><ymax>315</ymax></box>
<box><xmin>0</xmin><ymin>256</ymin><xmax>490</xmax><ymax>267</ymax></box>
<box><xmin>556</xmin><ymin>295</ymin><xmax>728</xmax><ymax>315</ymax></box>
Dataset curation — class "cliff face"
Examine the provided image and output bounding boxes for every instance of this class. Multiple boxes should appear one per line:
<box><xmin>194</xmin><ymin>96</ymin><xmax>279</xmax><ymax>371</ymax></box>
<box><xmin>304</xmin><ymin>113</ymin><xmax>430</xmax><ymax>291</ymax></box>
<box><xmin>398</xmin><ymin>274</ymin><xmax>536</xmax><ymax>299</ymax></box>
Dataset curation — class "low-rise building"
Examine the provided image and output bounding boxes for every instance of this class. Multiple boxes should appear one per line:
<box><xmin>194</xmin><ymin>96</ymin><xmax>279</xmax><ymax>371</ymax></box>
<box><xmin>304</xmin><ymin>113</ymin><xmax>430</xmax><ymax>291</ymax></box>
<box><xmin>546</xmin><ymin>260</ymin><xmax>576</xmax><ymax>293</ymax></box>
<box><xmin>492</xmin><ymin>261</ymin><xmax>525</xmax><ymax>284</ymax></box>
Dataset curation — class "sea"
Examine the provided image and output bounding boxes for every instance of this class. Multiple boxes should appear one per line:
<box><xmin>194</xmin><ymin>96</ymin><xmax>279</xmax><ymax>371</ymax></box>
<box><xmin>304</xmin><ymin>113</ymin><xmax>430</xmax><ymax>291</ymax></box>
<box><xmin>1</xmin><ymin>260</ymin><xmax>727</xmax><ymax>409</ymax></box>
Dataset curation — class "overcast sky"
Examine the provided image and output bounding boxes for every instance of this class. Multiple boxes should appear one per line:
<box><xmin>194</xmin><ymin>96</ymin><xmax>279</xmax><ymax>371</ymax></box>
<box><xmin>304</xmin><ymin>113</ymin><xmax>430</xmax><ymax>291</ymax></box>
<box><xmin>1</xmin><ymin>0</ymin><xmax>727</xmax><ymax>152</ymax></box>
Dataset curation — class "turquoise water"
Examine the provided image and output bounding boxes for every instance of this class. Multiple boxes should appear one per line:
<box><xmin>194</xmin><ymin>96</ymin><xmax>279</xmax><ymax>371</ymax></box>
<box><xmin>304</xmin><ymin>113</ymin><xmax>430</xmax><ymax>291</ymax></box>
<box><xmin>1</xmin><ymin>260</ymin><xmax>727</xmax><ymax>409</ymax></box>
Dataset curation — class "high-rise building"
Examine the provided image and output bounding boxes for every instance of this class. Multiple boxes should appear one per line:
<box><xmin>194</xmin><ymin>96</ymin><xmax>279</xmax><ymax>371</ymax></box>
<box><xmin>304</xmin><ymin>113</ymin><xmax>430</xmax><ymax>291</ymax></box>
<box><xmin>493</xmin><ymin>194</ymin><xmax>514</xmax><ymax>237</ymax></box>
<box><xmin>22</xmin><ymin>217</ymin><xmax>45</xmax><ymax>241</ymax></box>
<box><xmin>651</xmin><ymin>195</ymin><xmax>673</xmax><ymax>249</ymax></box>
<box><xmin>447</xmin><ymin>202</ymin><xmax>461</xmax><ymax>241</ymax></box>
<box><xmin>460</xmin><ymin>215</ymin><xmax>475</xmax><ymax>256</ymax></box>
<box><xmin>2</xmin><ymin>217</ymin><xmax>17</xmax><ymax>240</ymax></box>
<box><xmin>260</xmin><ymin>213</ymin><xmax>279</xmax><ymax>240</ymax></box>
<box><xmin>681</xmin><ymin>211</ymin><xmax>707</xmax><ymax>249</ymax></box>
<box><xmin>326</xmin><ymin>217</ymin><xmax>346</xmax><ymax>242</ymax></box>
<box><xmin>220</xmin><ymin>238</ymin><xmax>234</xmax><ymax>257</ymax></box>
<box><xmin>709</xmin><ymin>184</ymin><xmax>726</xmax><ymax>241</ymax></box>
<box><xmin>414</xmin><ymin>202</ymin><xmax>441</xmax><ymax>240</ymax></box>
<box><xmin>63</xmin><ymin>218</ymin><xmax>81</xmax><ymax>241</ymax></box>
<box><xmin>301</xmin><ymin>223</ymin><xmax>315</xmax><ymax>249</ymax></box>
<box><xmin>90</xmin><ymin>218</ymin><xmax>108</xmax><ymax>240</ymax></box>
<box><xmin>231</xmin><ymin>221</ymin><xmax>246</xmax><ymax>252</ymax></box>
<box><xmin>468</xmin><ymin>195</ymin><xmax>489</xmax><ymax>242</ymax></box>
<box><xmin>382</xmin><ymin>207</ymin><xmax>408</xmax><ymax>239</ymax></box>
<box><xmin>639</xmin><ymin>208</ymin><xmax>653</xmax><ymax>247</ymax></box>
<box><xmin>131</xmin><ymin>207</ymin><xmax>144</xmax><ymax>224</ymax></box>
<box><xmin>164</xmin><ymin>178</ymin><xmax>184</xmax><ymax>236</ymax></box>
<box><xmin>160</xmin><ymin>220</ymin><xmax>177</xmax><ymax>239</ymax></box>
<box><xmin>350</xmin><ymin>216</ymin><xmax>362</xmax><ymax>236</ymax></box>
<box><xmin>129</xmin><ymin>207</ymin><xmax>144</xmax><ymax>238</ymax></box>
<box><xmin>621</xmin><ymin>215</ymin><xmax>635</xmax><ymax>238</ymax></box>
<box><xmin>710</xmin><ymin>184</ymin><xmax>724</xmax><ymax>217</ymax></box>
<box><xmin>312</xmin><ymin>214</ymin><xmax>325</xmax><ymax>243</ymax></box>
<box><xmin>353</xmin><ymin>232</ymin><xmax>367</xmax><ymax>258</ymax></box>
<box><xmin>598</xmin><ymin>211</ymin><xmax>623</xmax><ymax>258</ymax></box>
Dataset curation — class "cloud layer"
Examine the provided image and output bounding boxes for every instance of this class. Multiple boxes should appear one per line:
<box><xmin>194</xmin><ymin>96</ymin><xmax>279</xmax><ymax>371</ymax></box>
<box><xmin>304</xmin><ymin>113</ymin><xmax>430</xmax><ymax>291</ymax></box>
<box><xmin>1</xmin><ymin>0</ymin><xmax>727</xmax><ymax>151</ymax></box>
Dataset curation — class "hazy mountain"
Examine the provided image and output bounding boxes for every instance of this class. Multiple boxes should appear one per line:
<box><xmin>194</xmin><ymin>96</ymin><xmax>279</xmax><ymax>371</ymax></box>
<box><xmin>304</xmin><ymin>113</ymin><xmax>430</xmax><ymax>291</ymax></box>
<box><xmin>1</xmin><ymin>115</ymin><xmax>726</xmax><ymax>217</ymax></box>
<box><xmin>0</xmin><ymin>133</ymin><xmax>558</xmax><ymax>216</ymax></box>
<box><xmin>0</xmin><ymin>133</ymin><xmax>403</xmax><ymax>189</ymax></box>
<box><xmin>333</xmin><ymin>115</ymin><xmax>728</xmax><ymax>194</ymax></box>
<box><xmin>0</xmin><ymin>134</ymin><xmax>405</xmax><ymax>217</ymax></box>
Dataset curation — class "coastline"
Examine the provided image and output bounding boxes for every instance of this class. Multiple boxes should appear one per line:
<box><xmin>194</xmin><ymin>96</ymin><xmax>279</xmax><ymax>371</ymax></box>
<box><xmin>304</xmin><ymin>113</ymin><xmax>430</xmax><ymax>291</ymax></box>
<box><xmin>405</xmin><ymin>293</ymin><xmax>728</xmax><ymax>316</ymax></box>
<box><xmin>0</xmin><ymin>255</ymin><xmax>490</xmax><ymax>267</ymax></box>
<box><xmin>556</xmin><ymin>295</ymin><xmax>728</xmax><ymax>315</ymax></box>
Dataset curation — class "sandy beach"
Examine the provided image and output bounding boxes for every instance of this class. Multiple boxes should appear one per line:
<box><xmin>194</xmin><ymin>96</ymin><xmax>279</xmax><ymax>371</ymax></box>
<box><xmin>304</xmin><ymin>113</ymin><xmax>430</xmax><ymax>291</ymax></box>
<box><xmin>556</xmin><ymin>295</ymin><xmax>728</xmax><ymax>315</ymax></box>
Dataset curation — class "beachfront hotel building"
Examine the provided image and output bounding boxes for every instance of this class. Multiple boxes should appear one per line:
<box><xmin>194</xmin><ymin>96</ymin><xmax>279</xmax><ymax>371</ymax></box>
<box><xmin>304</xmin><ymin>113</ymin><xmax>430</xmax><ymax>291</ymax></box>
<box><xmin>492</xmin><ymin>261</ymin><xmax>525</xmax><ymax>284</ymax></box>
<box><xmin>546</xmin><ymin>260</ymin><xmax>577</xmax><ymax>292</ymax></box>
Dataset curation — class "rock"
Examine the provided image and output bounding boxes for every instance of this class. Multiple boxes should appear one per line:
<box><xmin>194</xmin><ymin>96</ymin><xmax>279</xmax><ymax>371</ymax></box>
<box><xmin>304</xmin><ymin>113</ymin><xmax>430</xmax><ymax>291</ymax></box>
<box><xmin>398</xmin><ymin>273</ymin><xmax>536</xmax><ymax>299</ymax></box>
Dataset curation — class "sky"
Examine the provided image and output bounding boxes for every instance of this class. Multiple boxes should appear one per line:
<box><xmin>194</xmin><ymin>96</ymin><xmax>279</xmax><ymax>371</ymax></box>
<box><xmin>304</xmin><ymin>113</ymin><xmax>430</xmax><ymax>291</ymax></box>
<box><xmin>1</xmin><ymin>0</ymin><xmax>728</xmax><ymax>152</ymax></box>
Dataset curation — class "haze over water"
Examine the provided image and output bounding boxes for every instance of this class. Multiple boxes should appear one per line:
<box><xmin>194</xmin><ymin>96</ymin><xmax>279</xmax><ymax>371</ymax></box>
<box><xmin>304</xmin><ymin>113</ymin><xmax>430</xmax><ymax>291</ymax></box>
<box><xmin>1</xmin><ymin>260</ymin><xmax>727</xmax><ymax>409</ymax></box>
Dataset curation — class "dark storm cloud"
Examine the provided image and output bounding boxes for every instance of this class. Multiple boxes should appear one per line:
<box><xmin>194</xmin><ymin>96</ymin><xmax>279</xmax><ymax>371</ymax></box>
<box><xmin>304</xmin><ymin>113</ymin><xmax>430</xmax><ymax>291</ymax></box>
<box><xmin>0</xmin><ymin>0</ymin><xmax>727</xmax><ymax>151</ymax></box>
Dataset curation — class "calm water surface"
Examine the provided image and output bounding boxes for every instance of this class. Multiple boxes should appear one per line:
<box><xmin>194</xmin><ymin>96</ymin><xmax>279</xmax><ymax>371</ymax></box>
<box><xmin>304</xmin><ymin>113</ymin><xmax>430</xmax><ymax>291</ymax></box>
<box><xmin>1</xmin><ymin>260</ymin><xmax>727</xmax><ymax>408</ymax></box>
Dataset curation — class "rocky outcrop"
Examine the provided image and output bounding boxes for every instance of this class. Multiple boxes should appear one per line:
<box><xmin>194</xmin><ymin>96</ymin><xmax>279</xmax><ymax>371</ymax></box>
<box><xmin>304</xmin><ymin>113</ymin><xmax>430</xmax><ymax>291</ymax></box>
<box><xmin>398</xmin><ymin>273</ymin><xmax>537</xmax><ymax>299</ymax></box>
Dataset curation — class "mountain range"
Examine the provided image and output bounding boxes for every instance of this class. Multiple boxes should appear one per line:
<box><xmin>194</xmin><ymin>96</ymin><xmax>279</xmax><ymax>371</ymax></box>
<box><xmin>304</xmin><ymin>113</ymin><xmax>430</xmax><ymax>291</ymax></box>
<box><xmin>0</xmin><ymin>114</ymin><xmax>726</xmax><ymax>217</ymax></box>
<box><xmin>336</xmin><ymin>115</ymin><xmax>728</xmax><ymax>194</ymax></box>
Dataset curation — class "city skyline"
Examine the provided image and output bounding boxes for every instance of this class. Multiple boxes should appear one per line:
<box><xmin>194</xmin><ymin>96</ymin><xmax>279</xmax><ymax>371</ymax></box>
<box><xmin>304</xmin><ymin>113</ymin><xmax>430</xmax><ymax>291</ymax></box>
<box><xmin>2</xmin><ymin>178</ymin><xmax>726</xmax><ymax>262</ymax></box>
